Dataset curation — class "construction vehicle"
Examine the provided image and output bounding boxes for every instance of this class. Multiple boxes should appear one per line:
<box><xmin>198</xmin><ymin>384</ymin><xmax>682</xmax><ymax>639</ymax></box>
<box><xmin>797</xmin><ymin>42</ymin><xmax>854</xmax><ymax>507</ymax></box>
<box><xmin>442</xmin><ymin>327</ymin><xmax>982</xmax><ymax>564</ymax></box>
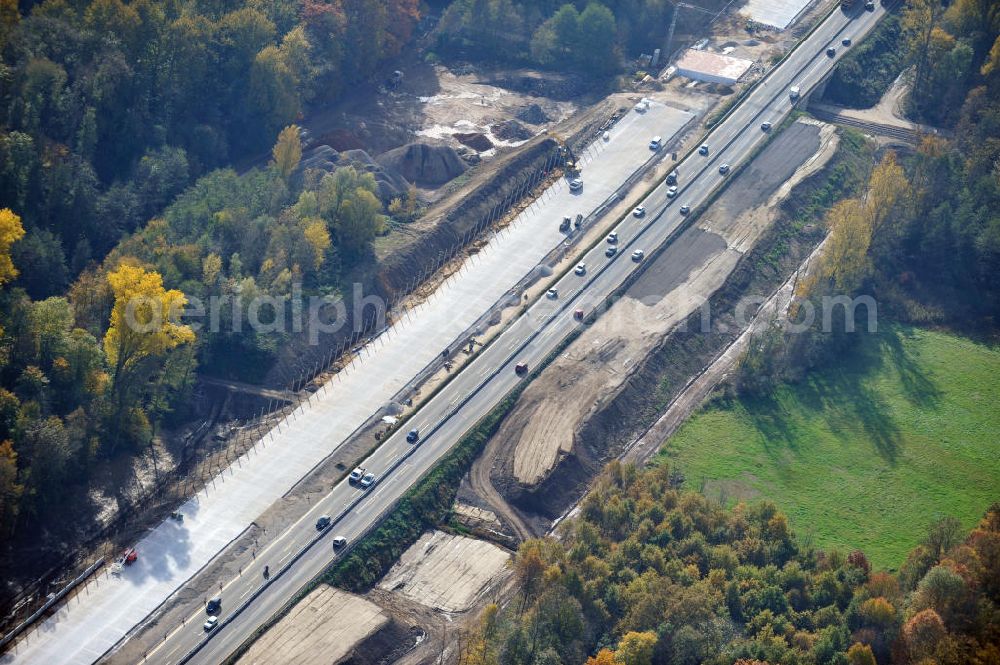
<box><xmin>110</xmin><ymin>547</ymin><xmax>138</xmax><ymax>575</ymax></box>
<box><xmin>546</xmin><ymin>132</ymin><xmax>579</xmax><ymax>177</ymax></box>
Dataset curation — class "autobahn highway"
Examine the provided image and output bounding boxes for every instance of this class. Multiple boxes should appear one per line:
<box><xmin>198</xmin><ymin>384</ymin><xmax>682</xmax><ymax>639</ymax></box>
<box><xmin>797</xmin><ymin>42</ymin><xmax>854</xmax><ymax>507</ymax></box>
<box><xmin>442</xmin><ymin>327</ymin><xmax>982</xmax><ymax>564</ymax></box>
<box><xmin>128</xmin><ymin>5</ymin><xmax>890</xmax><ymax>664</ymax></box>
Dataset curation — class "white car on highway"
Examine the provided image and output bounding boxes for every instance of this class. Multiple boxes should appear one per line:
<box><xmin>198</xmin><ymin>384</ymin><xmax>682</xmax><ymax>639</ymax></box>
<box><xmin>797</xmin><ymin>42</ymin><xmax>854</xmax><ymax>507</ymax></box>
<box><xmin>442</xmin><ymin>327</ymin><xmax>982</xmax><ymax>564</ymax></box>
<box><xmin>574</xmin><ymin>263</ymin><xmax>586</xmax><ymax>276</ymax></box>
<box><xmin>631</xmin><ymin>250</ymin><xmax>644</xmax><ymax>262</ymax></box>
<box><xmin>632</xmin><ymin>205</ymin><xmax>645</xmax><ymax>217</ymax></box>
<box><xmin>359</xmin><ymin>472</ymin><xmax>376</xmax><ymax>489</ymax></box>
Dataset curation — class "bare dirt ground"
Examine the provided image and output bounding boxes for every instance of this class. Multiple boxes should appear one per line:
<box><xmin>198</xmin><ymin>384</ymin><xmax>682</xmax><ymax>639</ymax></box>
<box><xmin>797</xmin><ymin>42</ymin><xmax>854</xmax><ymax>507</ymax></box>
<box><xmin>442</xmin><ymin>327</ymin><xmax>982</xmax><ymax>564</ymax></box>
<box><xmin>469</xmin><ymin>119</ymin><xmax>839</xmax><ymax>531</ymax></box>
<box><xmin>812</xmin><ymin>68</ymin><xmax>945</xmax><ymax>140</ymax></box>
<box><xmin>236</xmin><ymin>586</ymin><xmax>388</xmax><ymax>665</ymax></box>
<box><xmin>303</xmin><ymin>60</ymin><xmax>582</xmax><ymax>168</ymax></box>
<box><xmin>377</xmin><ymin>531</ymin><xmax>511</xmax><ymax>614</ymax></box>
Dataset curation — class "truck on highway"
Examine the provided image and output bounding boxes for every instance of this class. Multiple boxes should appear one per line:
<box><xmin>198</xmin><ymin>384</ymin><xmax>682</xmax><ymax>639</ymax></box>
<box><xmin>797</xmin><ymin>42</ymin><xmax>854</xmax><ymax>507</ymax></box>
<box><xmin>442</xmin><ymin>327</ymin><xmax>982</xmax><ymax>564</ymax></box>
<box><xmin>789</xmin><ymin>86</ymin><xmax>801</xmax><ymax>101</ymax></box>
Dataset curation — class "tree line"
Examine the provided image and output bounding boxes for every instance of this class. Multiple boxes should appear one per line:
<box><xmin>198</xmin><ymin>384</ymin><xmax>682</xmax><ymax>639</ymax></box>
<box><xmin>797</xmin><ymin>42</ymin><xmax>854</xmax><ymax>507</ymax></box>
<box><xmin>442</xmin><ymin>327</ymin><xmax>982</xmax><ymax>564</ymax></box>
<box><xmin>0</xmin><ymin>207</ymin><xmax>195</xmax><ymax>536</ymax></box>
<box><xmin>0</xmin><ymin>0</ymin><xmax>421</xmax><ymax>540</ymax></box>
<box><xmin>456</xmin><ymin>461</ymin><xmax>1000</xmax><ymax>665</ymax></box>
<box><xmin>740</xmin><ymin>2</ymin><xmax>1000</xmax><ymax>395</ymax></box>
<box><xmin>434</xmin><ymin>0</ymin><xmax>708</xmax><ymax>75</ymax></box>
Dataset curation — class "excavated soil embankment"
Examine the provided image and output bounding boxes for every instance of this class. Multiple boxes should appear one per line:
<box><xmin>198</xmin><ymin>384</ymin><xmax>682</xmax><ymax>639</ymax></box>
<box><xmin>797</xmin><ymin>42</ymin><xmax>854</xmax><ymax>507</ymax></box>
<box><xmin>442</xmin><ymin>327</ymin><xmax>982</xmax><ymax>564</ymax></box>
<box><xmin>494</xmin><ymin>123</ymin><xmax>856</xmax><ymax>522</ymax></box>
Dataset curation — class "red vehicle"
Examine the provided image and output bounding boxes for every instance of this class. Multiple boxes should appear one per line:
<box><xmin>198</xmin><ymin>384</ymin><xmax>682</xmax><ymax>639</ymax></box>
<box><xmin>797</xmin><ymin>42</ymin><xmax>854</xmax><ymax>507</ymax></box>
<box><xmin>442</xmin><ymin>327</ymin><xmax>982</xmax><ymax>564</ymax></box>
<box><xmin>121</xmin><ymin>548</ymin><xmax>138</xmax><ymax>565</ymax></box>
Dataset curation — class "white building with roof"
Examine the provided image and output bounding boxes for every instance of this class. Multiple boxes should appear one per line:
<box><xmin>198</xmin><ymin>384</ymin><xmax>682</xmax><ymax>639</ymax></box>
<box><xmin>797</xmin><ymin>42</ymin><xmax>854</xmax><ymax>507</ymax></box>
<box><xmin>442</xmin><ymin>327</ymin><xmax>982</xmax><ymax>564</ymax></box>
<box><xmin>675</xmin><ymin>49</ymin><xmax>755</xmax><ymax>85</ymax></box>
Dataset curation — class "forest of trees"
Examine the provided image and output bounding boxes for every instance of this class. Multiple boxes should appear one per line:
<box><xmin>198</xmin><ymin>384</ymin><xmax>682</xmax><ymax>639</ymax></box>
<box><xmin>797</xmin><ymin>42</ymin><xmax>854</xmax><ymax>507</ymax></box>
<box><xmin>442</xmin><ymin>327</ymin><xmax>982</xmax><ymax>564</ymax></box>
<box><xmin>739</xmin><ymin>0</ymin><xmax>1000</xmax><ymax>393</ymax></box>
<box><xmin>434</xmin><ymin>0</ymin><xmax>693</xmax><ymax>75</ymax></box>
<box><xmin>457</xmin><ymin>462</ymin><xmax>1000</xmax><ymax>665</ymax></box>
<box><xmin>0</xmin><ymin>0</ymin><xmax>419</xmax><ymax>301</ymax></box>
<box><xmin>830</xmin><ymin>0</ymin><xmax>1000</xmax><ymax>310</ymax></box>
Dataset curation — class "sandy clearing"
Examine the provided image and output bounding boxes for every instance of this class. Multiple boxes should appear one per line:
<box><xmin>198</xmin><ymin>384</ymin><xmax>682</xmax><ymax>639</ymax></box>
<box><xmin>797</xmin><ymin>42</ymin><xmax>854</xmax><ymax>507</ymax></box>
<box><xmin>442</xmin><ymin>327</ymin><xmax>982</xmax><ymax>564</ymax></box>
<box><xmin>378</xmin><ymin>531</ymin><xmax>510</xmax><ymax>613</ymax></box>
<box><xmin>506</xmin><ymin>119</ymin><xmax>840</xmax><ymax>488</ymax></box>
<box><xmin>237</xmin><ymin>585</ymin><xmax>388</xmax><ymax>665</ymax></box>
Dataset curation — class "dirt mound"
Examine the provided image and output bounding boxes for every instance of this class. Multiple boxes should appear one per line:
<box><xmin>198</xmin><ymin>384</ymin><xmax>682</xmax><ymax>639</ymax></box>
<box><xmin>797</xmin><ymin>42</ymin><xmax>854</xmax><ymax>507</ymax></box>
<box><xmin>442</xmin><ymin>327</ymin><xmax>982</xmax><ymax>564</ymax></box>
<box><xmin>491</xmin><ymin>120</ymin><xmax>534</xmax><ymax>142</ymax></box>
<box><xmin>453</xmin><ymin>132</ymin><xmax>494</xmax><ymax>152</ymax></box>
<box><xmin>316</xmin><ymin>128</ymin><xmax>366</xmax><ymax>151</ymax></box>
<box><xmin>299</xmin><ymin>145</ymin><xmax>411</xmax><ymax>205</ymax></box>
<box><xmin>516</xmin><ymin>103</ymin><xmax>552</xmax><ymax>125</ymax></box>
<box><xmin>377</xmin><ymin>142</ymin><xmax>468</xmax><ymax>187</ymax></box>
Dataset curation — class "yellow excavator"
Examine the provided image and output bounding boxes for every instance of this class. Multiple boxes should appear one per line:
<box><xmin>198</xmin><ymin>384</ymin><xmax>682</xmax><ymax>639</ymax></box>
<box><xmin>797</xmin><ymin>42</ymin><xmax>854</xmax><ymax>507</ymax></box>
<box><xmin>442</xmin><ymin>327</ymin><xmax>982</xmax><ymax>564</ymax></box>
<box><xmin>547</xmin><ymin>131</ymin><xmax>579</xmax><ymax>177</ymax></box>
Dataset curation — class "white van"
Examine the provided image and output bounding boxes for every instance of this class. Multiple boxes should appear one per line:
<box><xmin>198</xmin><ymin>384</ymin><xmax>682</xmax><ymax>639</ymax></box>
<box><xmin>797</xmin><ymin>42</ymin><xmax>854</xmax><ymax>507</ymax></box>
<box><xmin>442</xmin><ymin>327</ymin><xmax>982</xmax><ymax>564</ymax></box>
<box><xmin>649</xmin><ymin>136</ymin><xmax>662</xmax><ymax>150</ymax></box>
<box><xmin>789</xmin><ymin>86</ymin><xmax>801</xmax><ymax>101</ymax></box>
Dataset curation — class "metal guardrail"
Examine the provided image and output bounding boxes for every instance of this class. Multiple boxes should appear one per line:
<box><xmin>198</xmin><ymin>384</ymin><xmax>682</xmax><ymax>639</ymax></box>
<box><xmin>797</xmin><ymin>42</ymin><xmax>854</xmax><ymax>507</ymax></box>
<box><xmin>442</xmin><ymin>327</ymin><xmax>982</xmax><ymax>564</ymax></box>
<box><xmin>808</xmin><ymin>107</ymin><xmax>924</xmax><ymax>142</ymax></box>
<box><xmin>0</xmin><ymin>558</ymin><xmax>105</xmax><ymax>650</ymax></box>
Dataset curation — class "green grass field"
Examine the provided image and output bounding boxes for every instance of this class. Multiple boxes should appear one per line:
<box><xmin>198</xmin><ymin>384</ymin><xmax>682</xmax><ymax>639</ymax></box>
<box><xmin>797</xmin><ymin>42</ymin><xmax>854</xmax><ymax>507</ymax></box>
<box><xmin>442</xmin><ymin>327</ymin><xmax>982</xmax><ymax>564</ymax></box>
<box><xmin>658</xmin><ymin>325</ymin><xmax>1000</xmax><ymax>570</ymax></box>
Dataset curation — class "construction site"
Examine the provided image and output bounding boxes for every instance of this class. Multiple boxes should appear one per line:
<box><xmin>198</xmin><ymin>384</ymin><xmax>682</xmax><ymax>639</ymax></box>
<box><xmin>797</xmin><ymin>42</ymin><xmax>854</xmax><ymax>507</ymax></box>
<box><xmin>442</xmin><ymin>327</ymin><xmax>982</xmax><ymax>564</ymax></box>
<box><xmin>0</xmin><ymin>0</ymin><xmax>910</xmax><ymax>662</ymax></box>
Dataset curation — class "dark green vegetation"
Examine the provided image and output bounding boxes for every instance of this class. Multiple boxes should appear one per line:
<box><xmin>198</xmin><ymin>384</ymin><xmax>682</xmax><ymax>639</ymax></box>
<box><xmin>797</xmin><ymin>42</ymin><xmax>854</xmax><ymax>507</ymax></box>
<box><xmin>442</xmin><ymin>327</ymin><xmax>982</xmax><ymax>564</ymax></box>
<box><xmin>887</xmin><ymin>3</ymin><xmax>1000</xmax><ymax>317</ymax></box>
<box><xmin>756</xmin><ymin>3</ymin><xmax>1000</xmax><ymax>393</ymax></box>
<box><xmin>459</xmin><ymin>463</ymin><xmax>1000</xmax><ymax>665</ymax></box>
<box><xmin>0</xmin><ymin>0</ymin><xmax>421</xmax><ymax>299</ymax></box>
<box><xmin>823</xmin><ymin>0</ymin><xmax>1000</xmax><ymax>312</ymax></box>
<box><xmin>433</xmin><ymin>0</ymin><xmax>724</xmax><ymax>75</ymax></box>
<box><xmin>661</xmin><ymin>325</ymin><xmax>1000</xmax><ymax>570</ymax></box>
<box><xmin>902</xmin><ymin>0</ymin><xmax>999</xmax><ymax>127</ymax></box>
<box><xmin>824</xmin><ymin>14</ymin><xmax>905</xmax><ymax>108</ymax></box>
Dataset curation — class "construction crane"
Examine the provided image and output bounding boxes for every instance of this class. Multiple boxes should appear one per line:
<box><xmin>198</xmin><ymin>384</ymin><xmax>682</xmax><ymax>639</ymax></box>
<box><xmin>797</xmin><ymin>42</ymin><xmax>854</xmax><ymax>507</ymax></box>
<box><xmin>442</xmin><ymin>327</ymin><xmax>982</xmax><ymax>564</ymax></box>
<box><xmin>664</xmin><ymin>2</ymin><xmax>730</xmax><ymax>64</ymax></box>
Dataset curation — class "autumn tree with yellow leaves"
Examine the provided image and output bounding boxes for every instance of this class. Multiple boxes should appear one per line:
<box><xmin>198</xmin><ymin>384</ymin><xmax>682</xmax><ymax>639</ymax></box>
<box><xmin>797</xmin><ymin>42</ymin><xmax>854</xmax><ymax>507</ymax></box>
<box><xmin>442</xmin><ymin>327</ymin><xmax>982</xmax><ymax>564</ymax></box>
<box><xmin>803</xmin><ymin>152</ymin><xmax>910</xmax><ymax>296</ymax></box>
<box><xmin>0</xmin><ymin>208</ymin><xmax>25</xmax><ymax>287</ymax></box>
<box><xmin>272</xmin><ymin>124</ymin><xmax>302</xmax><ymax>181</ymax></box>
<box><xmin>104</xmin><ymin>264</ymin><xmax>194</xmax><ymax>449</ymax></box>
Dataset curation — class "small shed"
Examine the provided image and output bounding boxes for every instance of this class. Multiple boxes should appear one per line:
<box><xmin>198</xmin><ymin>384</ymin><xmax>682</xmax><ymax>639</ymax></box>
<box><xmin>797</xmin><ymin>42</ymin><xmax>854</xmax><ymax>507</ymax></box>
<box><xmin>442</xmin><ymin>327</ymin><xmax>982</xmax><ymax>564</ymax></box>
<box><xmin>675</xmin><ymin>49</ymin><xmax>754</xmax><ymax>85</ymax></box>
